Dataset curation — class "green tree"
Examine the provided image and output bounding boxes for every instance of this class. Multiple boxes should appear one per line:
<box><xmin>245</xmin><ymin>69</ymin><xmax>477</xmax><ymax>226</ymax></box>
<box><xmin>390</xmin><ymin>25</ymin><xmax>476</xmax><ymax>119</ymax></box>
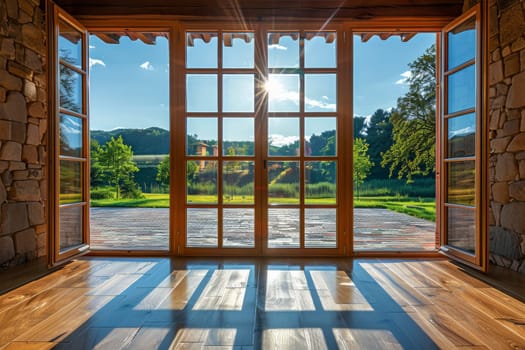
<box><xmin>353</xmin><ymin>138</ymin><xmax>373</xmax><ymax>199</ymax></box>
<box><xmin>353</xmin><ymin>116</ymin><xmax>367</xmax><ymax>139</ymax></box>
<box><xmin>382</xmin><ymin>44</ymin><xmax>436</xmax><ymax>181</ymax></box>
<box><xmin>156</xmin><ymin>155</ymin><xmax>170</xmax><ymax>191</ymax></box>
<box><xmin>186</xmin><ymin>160</ymin><xmax>199</xmax><ymax>187</ymax></box>
<box><xmin>96</xmin><ymin>135</ymin><xmax>140</xmax><ymax>199</ymax></box>
<box><xmin>224</xmin><ymin>147</ymin><xmax>240</xmax><ymax>200</ymax></box>
<box><xmin>365</xmin><ymin>109</ymin><xmax>393</xmax><ymax>179</ymax></box>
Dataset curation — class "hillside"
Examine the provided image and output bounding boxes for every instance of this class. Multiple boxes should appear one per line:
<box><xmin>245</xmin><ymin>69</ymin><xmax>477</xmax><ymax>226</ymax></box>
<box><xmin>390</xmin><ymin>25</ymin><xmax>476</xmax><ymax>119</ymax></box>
<box><xmin>91</xmin><ymin>127</ymin><xmax>170</xmax><ymax>155</ymax></box>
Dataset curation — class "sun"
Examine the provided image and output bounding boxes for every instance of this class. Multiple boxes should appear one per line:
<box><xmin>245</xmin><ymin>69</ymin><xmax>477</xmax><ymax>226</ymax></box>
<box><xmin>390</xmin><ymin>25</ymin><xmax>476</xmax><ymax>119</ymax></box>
<box><xmin>263</xmin><ymin>77</ymin><xmax>284</xmax><ymax>95</ymax></box>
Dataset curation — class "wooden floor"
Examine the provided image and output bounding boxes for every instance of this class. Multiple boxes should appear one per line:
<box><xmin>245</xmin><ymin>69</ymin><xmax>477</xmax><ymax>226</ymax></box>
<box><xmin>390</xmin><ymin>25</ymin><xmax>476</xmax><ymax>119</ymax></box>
<box><xmin>0</xmin><ymin>257</ymin><xmax>524</xmax><ymax>349</ymax></box>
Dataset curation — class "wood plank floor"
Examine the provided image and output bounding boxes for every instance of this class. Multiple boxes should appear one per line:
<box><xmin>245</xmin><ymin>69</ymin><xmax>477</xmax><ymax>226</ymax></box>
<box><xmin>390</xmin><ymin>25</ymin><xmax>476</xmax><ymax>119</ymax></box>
<box><xmin>0</xmin><ymin>257</ymin><xmax>524</xmax><ymax>349</ymax></box>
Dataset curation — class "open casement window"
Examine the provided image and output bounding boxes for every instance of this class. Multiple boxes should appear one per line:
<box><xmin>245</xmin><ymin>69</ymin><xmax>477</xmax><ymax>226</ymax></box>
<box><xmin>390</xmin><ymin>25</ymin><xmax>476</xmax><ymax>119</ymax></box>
<box><xmin>440</xmin><ymin>4</ymin><xmax>486</xmax><ymax>271</ymax></box>
<box><xmin>49</xmin><ymin>2</ymin><xmax>90</xmax><ymax>264</ymax></box>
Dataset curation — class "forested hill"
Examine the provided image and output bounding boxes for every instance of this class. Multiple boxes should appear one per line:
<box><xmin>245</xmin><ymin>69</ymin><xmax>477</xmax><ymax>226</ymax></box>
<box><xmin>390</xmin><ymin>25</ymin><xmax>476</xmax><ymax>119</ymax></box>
<box><xmin>91</xmin><ymin>127</ymin><xmax>170</xmax><ymax>155</ymax></box>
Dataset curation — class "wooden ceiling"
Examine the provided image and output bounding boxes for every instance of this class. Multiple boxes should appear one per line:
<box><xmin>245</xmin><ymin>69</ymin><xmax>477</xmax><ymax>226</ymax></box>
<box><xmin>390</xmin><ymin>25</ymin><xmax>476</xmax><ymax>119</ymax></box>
<box><xmin>53</xmin><ymin>0</ymin><xmax>464</xmax><ymax>20</ymax></box>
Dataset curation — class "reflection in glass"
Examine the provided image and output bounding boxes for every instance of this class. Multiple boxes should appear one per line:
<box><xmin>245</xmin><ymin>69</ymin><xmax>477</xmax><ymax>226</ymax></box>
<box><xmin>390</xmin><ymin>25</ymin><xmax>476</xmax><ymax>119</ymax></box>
<box><xmin>60</xmin><ymin>65</ymin><xmax>82</xmax><ymax>113</ymax></box>
<box><xmin>60</xmin><ymin>114</ymin><xmax>83</xmax><ymax>157</ymax></box>
<box><xmin>305</xmin><ymin>117</ymin><xmax>336</xmax><ymax>156</ymax></box>
<box><xmin>186</xmin><ymin>32</ymin><xmax>218</xmax><ymax>68</ymax></box>
<box><xmin>305</xmin><ymin>32</ymin><xmax>336</xmax><ymax>68</ymax></box>
<box><xmin>447</xmin><ymin>206</ymin><xmax>475</xmax><ymax>253</ymax></box>
<box><xmin>305</xmin><ymin>209</ymin><xmax>336</xmax><ymax>248</ymax></box>
<box><xmin>448</xmin><ymin>17</ymin><xmax>476</xmax><ymax>70</ymax></box>
<box><xmin>267</xmin><ymin>74</ymin><xmax>300</xmax><ymax>112</ymax></box>
<box><xmin>268</xmin><ymin>208</ymin><xmax>300</xmax><ymax>248</ymax></box>
<box><xmin>186</xmin><ymin>160</ymin><xmax>217</xmax><ymax>204</ymax></box>
<box><xmin>223</xmin><ymin>74</ymin><xmax>254</xmax><ymax>112</ymax></box>
<box><xmin>60</xmin><ymin>205</ymin><xmax>83</xmax><ymax>250</ymax></box>
<box><xmin>223</xmin><ymin>118</ymin><xmax>254</xmax><ymax>156</ymax></box>
<box><xmin>305</xmin><ymin>161</ymin><xmax>336</xmax><ymax>205</ymax></box>
<box><xmin>223</xmin><ymin>208</ymin><xmax>255</xmax><ymax>247</ymax></box>
<box><xmin>268</xmin><ymin>32</ymin><xmax>299</xmax><ymax>68</ymax></box>
<box><xmin>223</xmin><ymin>33</ymin><xmax>254</xmax><ymax>68</ymax></box>
<box><xmin>223</xmin><ymin>161</ymin><xmax>254</xmax><ymax>204</ymax></box>
<box><xmin>60</xmin><ymin>161</ymin><xmax>82</xmax><ymax>204</ymax></box>
<box><xmin>187</xmin><ymin>208</ymin><xmax>218</xmax><ymax>247</ymax></box>
<box><xmin>268</xmin><ymin>117</ymin><xmax>299</xmax><ymax>156</ymax></box>
<box><xmin>305</xmin><ymin>74</ymin><xmax>337</xmax><ymax>112</ymax></box>
<box><xmin>448</xmin><ymin>113</ymin><xmax>476</xmax><ymax>158</ymax></box>
<box><xmin>59</xmin><ymin>20</ymin><xmax>82</xmax><ymax>67</ymax></box>
<box><xmin>447</xmin><ymin>65</ymin><xmax>475</xmax><ymax>114</ymax></box>
<box><xmin>186</xmin><ymin>74</ymin><xmax>218</xmax><ymax>112</ymax></box>
<box><xmin>268</xmin><ymin>161</ymin><xmax>299</xmax><ymax>205</ymax></box>
<box><xmin>186</xmin><ymin>117</ymin><xmax>218</xmax><ymax>156</ymax></box>
<box><xmin>447</xmin><ymin>161</ymin><xmax>475</xmax><ymax>206</ymax></box>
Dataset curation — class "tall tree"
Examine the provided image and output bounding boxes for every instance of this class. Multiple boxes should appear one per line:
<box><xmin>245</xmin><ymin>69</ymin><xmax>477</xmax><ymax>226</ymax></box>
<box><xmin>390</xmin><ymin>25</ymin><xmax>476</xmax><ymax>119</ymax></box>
<box><xmin>365</xmin><ymin>109</ymin><xmax>393</xmax><ymax>179</ymax></box>
<box><xmin>382</xmin><ymin>44</ymin><xmax>436</xmax><ymax>181</ymax></box>
<box><xmin>353</xmin><ymin>138</ymin><xmax>373</xmax><ymax>199</ymax></box>
<box><xmin>156</xmin><ymin>155</ymin><xmax>170</xmax><ymax>191</ymax></box>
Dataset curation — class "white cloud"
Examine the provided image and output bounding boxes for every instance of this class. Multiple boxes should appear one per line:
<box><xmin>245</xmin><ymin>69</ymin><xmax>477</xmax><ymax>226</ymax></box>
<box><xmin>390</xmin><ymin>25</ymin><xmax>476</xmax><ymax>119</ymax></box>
<box><xmin>305</xmin><ymin>97</ymin><xmax>336</xmax><ymax>110</ymax></box>
<box><xmin>140</xmin><ymin>61</ymin><xmax>154</xmax><ymax>71</ymax></box>
<box><xmin>269</xmin><ymin>134</ymin><xmax>299</xmax><ymax>147</ymax></box>
<box><xmin>268</xmin><ymin>44</ymin><xmax>288</xmax><ymax>51</ymax></box>
<box><xmin>269</xmin><ymin>90</ymin><xmax>336</xmax><ymax>111</ymax></box>
<box><xmin>89</xmin><ymin>45</ymin><xmax>96</xmax><ymax>49</ymax></box>
<box><xmin>89</xmin><ymin>58</ymin><xmax>106</xmax><ymax>68</ymax></box>
<box><xmin>449</xmin><ymin>126</ymin><xmax>475</xmax><ymax>137</ymax></box>
<box><xmin>395</xmin><ymin>70</ymin><xmax>412</xmax><ymax>85</ymax></box>
<box><xmin>322</xmin><ymin>95</ymin><xmax>329</xmax><ymax>100</ymax></box>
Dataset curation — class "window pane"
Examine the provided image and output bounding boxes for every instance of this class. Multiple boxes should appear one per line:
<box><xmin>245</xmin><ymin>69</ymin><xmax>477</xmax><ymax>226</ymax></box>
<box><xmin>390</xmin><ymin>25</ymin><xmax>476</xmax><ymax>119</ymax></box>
<box><xmin>186</xmin><ymin>117</ymin><xmax>217</xmax><ymax>156</ymax></box>
<box><xmin>305</xmin><ymin>74</ymin><xmax>337</xmax><ymax>112</ymax></box>
<box><xmin>60</xmin><ymin>160</ymin><xmax>82</xmax><ymax>204</ymax></box>
<box><xmin>268</xmin><ymin>117</ymin><xmax>299</xmax><ymax>156</ymax></box>
<box><xmin>223</xmin><ymin>33</ymin><xmax>254</xmax><ymax>68</ymax></box>
<box><xmin>223</xmin><ymin>118</ymin><xmax>254</xmax><ymax>156</ymax></box>
<box><xmin>268</xmin><ymin>161</ymin><xmax>299</xmax><ymax>205</ymax></box>
<box><xmin>60</xmin><ymin>65</ymin><xmax>82</xmax><ymax>113</ymax></box>
<box><xmin>186</xmin><ymin>74</ymin><xmax>218</xmax><ymax>112</ymax></box>
<box><xmin>223</xmin><ymin>161</ymin><xmax>254</xmax><ymax>204</ymax></box>
<box><xmin>223</xmin><ymin>208</ymin><xmax>254</xmax><ymax>248</ymax></box>
<box><xmin>60</xmin><ymin>114</ymin><xmax>83</xmax><ymax>157</ymax></box>
<box><xmin>447</xmin><ymin>207</ymin><xmax>475</xmax><ymax>254</ymax></box>
<box><xmin>305</xmin><ymin>32</ymin><xmax>336</xmax><ymax>68</ymax></box>
<box><xmin>447</xmin><ymin>65</ymin><xmax>475</xmax><ymax>114</ymax></box>
<box><xmin>268</xmin><ymin>32</ymin><xmax>299</xmax><ymax>68</ymax></box>
<box><xmin>447</xmin><ymin>161</ymin><xmax>475</xmax><ymax>206</ymax></box>
<box><xmin>305</xmin><ymin>117</ymin><xmax>336</xmax><ymax>156</ymax></box>
<box><xmin>59</xmin><ymin>20</ymin><xmax>82</xmax><ymax>68</ymax></box>
<box><xmin>59</xmin><ymin>205</ymin><xmax>83</xmax><ymax>250</ymax></box>
<box><xmin>268</xmin><ymin>208</ymin><xmax>300</xmax><ymax>248</ymax></box>
<box><xmin>267</xmin><ymin>74</ymin><xmax>300</xmax><ymax>112</ymax></box>
<box><xmin>223</xmin><ymin>74</ymin><xmax>254</xmax><ymax>112</ymax></box>
<box><xmin>187</xmin><ymin>208</ymin><xmax>218</xmax><ymax>247</ymax></box>
<box><xmin>448</xmin><ymin>16</ymin><xmax>476</xmax><ymax>70</ymax></box>
<box><xmin>305</xmin><ymin>161</ymin><xmax>336</xmax><ymax>205</ymax></box>
<box><xmin>187</xmin><ymin>160</ymin><xmax>217</xmax><ymax>204</ymax></box>
<box><xmin>186</xmin><ymin>32</ymin><xmax>218</xmax><ymax>68</ymax></box>
<box><xmin>448</xmin><ymin>113</ymin><xmax>476</xmax><ymax>158</ymax></box>
<box><xmin>305</xmin><ymin>208</ymin><xmax>336</xmax><ymax>248</ymax></box>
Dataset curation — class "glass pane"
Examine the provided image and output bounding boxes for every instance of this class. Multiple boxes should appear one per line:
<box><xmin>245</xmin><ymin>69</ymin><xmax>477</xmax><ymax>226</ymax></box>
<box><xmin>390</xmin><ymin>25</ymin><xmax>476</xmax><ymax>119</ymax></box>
<box><xmin>223</xmin><ymin>118</ymin><xmax>254</xmax><ymax>156</ymax></box>
<box><xmin>186</xmin><ymin>118</ymin><xmax>218</xmax><ymax>156</ymax></box>
<box><xmin>60</xmin><ymin>114</ymin><xmax>83</xmax><ymax>157</ymax></box>
<box><xmin>223</xmin><ymin>208</ymin><xmax>254</xmax><ymax>248</ymax></box>
<box><xmin>223</xmin><ymin>33</ymin><xmax>254</xmax><ymax>68</ymax></box>
<box><xmin>447</xmin><ymin>161</ymin><xmax>475</xmax><ymax>206</ymax></box>
<box><xmin>305</xmin><ymin>208</ymin><xmax>336</xmax><ymax>248</ymax></box>
<box><xmin>187</xmin><ymin>208</ymin><xmax>218</xmax><ymax>247</ymax></box>
<box><xmin>186</xmin><ymin>74</ymin><xmax>218</xmax><ymax>112</ymax></box>
<box><xmin>305</xmin><ymin>117</ymin><xmax>337</xmax><ymax>157</ymax></box>
<box><xmin>447</xmin><ymin>65</ymin><xmax>475</xmax><ymax>114</ymax></box>
<box><xmin>268</xmin><ymin>161</ymin><xmax>299</xmax><ymax>205</ymax></box>
<box><xmin>305</xmin><ymin>161</ymin><xmax>336</xmax><ymax>205</ymax></box>
<box><xmin>59</xmin><ymin>205</ymin><xmax>83</xmax><ymax>250</ymax></box>
<box><xmin>187</xmin><ymin>160</ymin><xmax>217</xmax><ymax>204</ymax></box>
<box><xmin>60</xmin><ymin>160</ymin><xmax>82</xmax><ymax>204</ymax></box>
<box><xmin>447</xmin><ymin>206</ymin><xmax>475</xmax><ymax>254</ymax></box>
<box><xmin>305</xmin><ymin>74</ymin><xmax>337</xmax><ymax>112</ymax></box>
<box><xmin>448</xmin><ymin>113</ymin><xmax>476</xmax><ymax>158</ymax></box>
<box><xmin>186</xmin><ymin>32</ymin><xmax>218</xmax><ymax>68</ymax></box>
<box><xmin>448</xmin><ymin>16</ymin><xmax>476</xmax><ymax>70</ymax></box>
<box><xmin>59</xmin><ymin>20</ymin><xmax>82</xmax><ymax>68</ymax></box>
<box><xmin>223</xmin><ymin>74</ymin><xmax>254</xmax><ymax>112</ymax></box>
<box><xmin>267</xmin><ymin>74</ymin><xmax>300</xmax><ymax>113</ymax></box>
<box><xmin>60</xmin><ymin>65</ymin><xmax>82</xmax><ymax>113</ymax></box>
<box><xmin>305</xmin><ymin>32</ymin><xmax>336</xmax><ymax>68</ymax></box>
<box><xmin>268</xmin><ymin>208</ymin><xmax>300</xmax><ymax>248</ymax></box>
<box><xmin>268</xmin><ymin>32</ymin><xmax>299</xmax><ymax>68</ymax></box>
<box><xmin>223</xmin><ymin>161</ymin><xmax>254</xmax><ymax>204</ymax></box>
<box><xmin>268</xmin><ymin>117</ymin><xmax>299</xmax><ymax>156</ymax></box>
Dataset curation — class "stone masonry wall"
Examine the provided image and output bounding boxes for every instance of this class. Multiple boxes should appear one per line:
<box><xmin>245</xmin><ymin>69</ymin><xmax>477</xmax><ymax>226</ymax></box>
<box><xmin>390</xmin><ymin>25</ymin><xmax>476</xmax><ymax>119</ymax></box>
<box><xmin>0</xmin><ymin>0</ymin><xmax>47</xmax><ymax>267</ymax></box>
<box><xmin>488</xmin><ymin>0</ymin><xmax>525</xmax><ymax>274</ymax></box>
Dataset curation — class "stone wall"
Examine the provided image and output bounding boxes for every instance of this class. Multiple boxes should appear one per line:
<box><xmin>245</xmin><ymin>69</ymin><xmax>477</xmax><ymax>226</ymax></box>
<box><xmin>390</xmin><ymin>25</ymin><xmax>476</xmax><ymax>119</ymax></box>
<box><xmin>488</xmin><ymin>0</ymin><xmax>525</xmax><ymax>274</ymax></box>
<box><xmin>0</xmin><ymin>0</ymin><xmax>47</xmax><ymax>267</ymax></box>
